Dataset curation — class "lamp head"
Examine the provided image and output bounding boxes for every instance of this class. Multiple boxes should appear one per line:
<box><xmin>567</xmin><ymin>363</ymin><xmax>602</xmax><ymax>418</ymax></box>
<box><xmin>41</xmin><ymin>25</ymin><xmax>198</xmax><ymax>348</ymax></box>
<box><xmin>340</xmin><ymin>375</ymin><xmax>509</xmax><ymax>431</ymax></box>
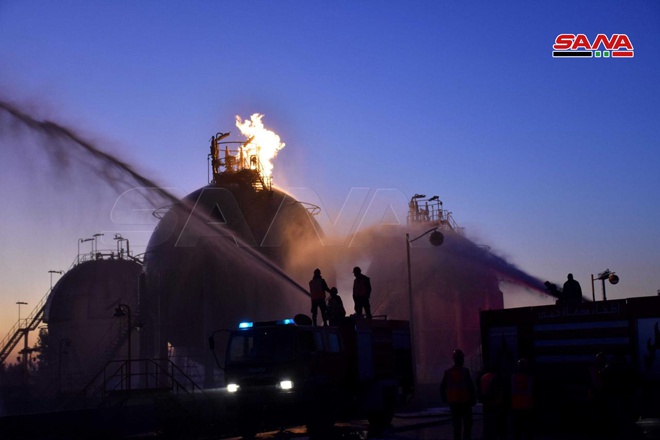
<box><xmin>429</xmin><ymin>230</ymin><xmax>444</xmax><ymax>247</ymax></box>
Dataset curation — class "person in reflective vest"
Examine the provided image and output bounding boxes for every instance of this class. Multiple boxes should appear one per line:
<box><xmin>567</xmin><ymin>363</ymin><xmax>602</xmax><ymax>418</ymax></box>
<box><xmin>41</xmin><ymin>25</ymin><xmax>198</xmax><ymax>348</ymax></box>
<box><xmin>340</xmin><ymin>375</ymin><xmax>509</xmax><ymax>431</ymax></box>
<box><xmin>587</xmin><ymin>352</ymin><xmax>608</xmax><ymax>437</ymax></box>
<box><xmin>511</xmin><ymin>358</ymin><xmax>534</xmax><ymax>440</ymax></box>
<box><xmin>478</xmin><ymin>363</ymin><xmax>508</xmax><ymax>440</ymax></box>
<box><xmin>441</xmin><ymin>349</ymin><xmax>476</xmax><ymax>440</ymax></box>
<box><xmin>308</xmin><ymin>268</ymin><xmax>331</xmax><ymax>326</ymax></box>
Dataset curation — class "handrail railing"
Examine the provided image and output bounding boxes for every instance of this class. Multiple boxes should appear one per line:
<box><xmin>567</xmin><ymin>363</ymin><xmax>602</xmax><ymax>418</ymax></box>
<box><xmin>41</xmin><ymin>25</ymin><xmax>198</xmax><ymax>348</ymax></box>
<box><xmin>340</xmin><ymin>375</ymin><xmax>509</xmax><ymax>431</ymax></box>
<box><xmin>209</xmin><ymin>137</ymin><xmax>273</xmax><ymax>193</ymax></box>
<box><xmin>407</xmin><ymin>196</ymin><xmax>461</xmax><ymax>232</ymax></box>
<box><xmin>0</xmin><ymin>254</ymin><xmax>83</xmax><ymax>364</ymax></box>
<box><xmin>0</xmin><ymin>253</ymin><xmax>83</xmax><ymax>365</ymax></box>
<box><xmin>0</xmin><ymin>286</ymin><xmax>51</xmax><ymax>364</ymax></box>
<box><xmin>68</xmin><ymin>358</ymin><xmax>205</xmax><ymax>409</ymax></box>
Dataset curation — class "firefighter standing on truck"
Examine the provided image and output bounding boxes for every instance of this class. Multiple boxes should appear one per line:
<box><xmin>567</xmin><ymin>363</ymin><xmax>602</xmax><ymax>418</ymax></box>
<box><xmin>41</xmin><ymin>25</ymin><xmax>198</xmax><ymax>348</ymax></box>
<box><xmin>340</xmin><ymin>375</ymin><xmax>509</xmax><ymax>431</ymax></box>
<box><xmin>326</xmin><ymin>287</ymin><xmax>346</xmax><ymax>325</ymax></box>
<box><xmin>309</xmin><ymin>268</ymin><xmax>331</xmax><ymax>326</ymax></box>
<box><xmin>441</xmin><ymin>349</ymin><xmax>476</xmax><ymax>440</ymax></box>
<box><xmin>352</xmin><ymin>266</ymin><xmax>372</xmax><ymax>319</ymax></box>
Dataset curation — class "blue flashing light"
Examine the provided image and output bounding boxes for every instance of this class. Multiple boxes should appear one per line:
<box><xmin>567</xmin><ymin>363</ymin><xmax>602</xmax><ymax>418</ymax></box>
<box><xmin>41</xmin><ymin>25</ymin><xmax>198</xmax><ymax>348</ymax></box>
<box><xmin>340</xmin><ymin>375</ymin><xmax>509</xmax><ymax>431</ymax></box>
<box><xmin>279</xmin><ymin>318</ymin><xmax>295</xmax><ymax>325</ymax></box>
<box><xmin>238</xmin><ymin>321</ymin><xmax>253</xmax><ymax>329</ymax></box>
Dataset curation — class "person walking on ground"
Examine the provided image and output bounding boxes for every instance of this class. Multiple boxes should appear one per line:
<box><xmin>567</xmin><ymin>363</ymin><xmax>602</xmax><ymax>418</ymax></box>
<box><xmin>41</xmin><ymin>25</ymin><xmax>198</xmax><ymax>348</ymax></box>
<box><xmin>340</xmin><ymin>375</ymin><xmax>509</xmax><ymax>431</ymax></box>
<box><xmin>588</xmin><ymin>352</ymin><xmax>608</xmax><ymax>437</ymax></box>
<box><xmin>601</xmin><ymin>353</ymin><xmax>641</xmax><ymax>439</ymax></box>
<box><xmin>478</xmin><ymin>362</ymin><xmax>508</xmax><ymax>440</ymax></box>
<box><xmin>441</xmin><ymin>349</ymin><xmax>477</xmax><ymax>440</ymax></box>
<box><xmin>308</xmin><ymin>268</ymin><xmax>331</xmax><ymax>326</ymax></box>
<box><xmin>511</xmin><ymin>358</ymin><xmax>535</xmax><ymax>440</ymax></box>
<box><xmin>352</xmin><ymin>266</ymin><xmax>372</xmax><ymax>319</ymax></box>
<box><xmin>326</xmin><ymin>287</ymin><xmax>346</xmax><ymax>326</ymax></box>
<box><xmin>562</xmin><ymin>273</ymin><xmax>583</xmax><ymax>306</ymax></box>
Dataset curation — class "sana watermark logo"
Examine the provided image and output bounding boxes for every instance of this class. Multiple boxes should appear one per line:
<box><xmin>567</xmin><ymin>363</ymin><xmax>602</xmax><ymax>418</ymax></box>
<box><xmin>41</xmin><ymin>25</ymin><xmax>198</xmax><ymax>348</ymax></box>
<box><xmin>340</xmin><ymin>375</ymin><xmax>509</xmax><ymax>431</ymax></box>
<box><xmin>552</xmin><ymin>34</ymin><xmax>634</xmax><ymax>58</ymax></box>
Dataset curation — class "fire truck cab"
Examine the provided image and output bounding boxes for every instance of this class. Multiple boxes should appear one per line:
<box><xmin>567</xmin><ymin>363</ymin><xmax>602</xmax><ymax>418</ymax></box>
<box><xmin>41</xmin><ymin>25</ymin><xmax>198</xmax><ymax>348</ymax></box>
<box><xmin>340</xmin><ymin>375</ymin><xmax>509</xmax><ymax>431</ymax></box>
<box><xmin>220</xmin><ymin>315</ymin><xmax>413</xmax><ymax>437</ymax></box>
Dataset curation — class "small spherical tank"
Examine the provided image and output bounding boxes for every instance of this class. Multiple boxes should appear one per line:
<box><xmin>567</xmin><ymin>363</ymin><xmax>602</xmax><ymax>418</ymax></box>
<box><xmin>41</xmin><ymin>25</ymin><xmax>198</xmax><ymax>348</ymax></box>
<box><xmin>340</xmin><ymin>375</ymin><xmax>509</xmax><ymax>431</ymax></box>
<box><xmin>44</xmin><ymin>258</ymin><xmax>142</xmax><ymax>390</ymax></box>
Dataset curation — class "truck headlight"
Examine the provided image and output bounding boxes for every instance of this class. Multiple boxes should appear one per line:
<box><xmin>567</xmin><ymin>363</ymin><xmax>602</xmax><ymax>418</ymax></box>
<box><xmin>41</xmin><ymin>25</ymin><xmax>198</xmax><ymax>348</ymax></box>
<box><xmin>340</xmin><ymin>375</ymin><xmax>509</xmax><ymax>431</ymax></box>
<box><xmin>279</xmin><ymin>380</ymin><xmax>293</xmax><ymax>390</ymax></box>
<box><xmin>227</xmin><ymin>383</ymin><xmax>240</xmax><ymax>393</ymax></box>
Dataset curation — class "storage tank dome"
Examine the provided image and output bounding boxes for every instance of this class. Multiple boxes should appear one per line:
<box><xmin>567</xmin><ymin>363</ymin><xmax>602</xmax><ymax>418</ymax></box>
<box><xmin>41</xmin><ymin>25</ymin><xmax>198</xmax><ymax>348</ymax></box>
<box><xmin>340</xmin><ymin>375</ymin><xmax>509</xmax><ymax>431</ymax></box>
<box><xmin>44</xmin><ymin>258</ymin><xmax>142</xmax><ymax>388</ymax></box>
<box><xmin>142</xmin><ymin>182</ymin><xmax>324</xmax><ymax>376</ymax></box>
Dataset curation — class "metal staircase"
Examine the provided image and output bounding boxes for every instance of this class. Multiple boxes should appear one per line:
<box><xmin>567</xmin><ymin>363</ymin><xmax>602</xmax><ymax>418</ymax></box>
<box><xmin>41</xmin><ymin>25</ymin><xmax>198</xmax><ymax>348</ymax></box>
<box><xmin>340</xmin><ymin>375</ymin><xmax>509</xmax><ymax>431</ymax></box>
<box><xmin>0</xmin><ymin>288</ymin><xmax>50</xmax><ymax>364</ymax></box>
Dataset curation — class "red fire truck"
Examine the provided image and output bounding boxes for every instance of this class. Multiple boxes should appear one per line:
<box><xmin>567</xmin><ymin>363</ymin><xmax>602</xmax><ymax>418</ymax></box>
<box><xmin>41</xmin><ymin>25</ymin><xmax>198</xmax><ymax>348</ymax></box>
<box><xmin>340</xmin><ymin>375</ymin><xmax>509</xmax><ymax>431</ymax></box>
<box><xmin>214</xmin><ymin>315</ymin><xmax>413</xmax><ymax>438</ymax></box>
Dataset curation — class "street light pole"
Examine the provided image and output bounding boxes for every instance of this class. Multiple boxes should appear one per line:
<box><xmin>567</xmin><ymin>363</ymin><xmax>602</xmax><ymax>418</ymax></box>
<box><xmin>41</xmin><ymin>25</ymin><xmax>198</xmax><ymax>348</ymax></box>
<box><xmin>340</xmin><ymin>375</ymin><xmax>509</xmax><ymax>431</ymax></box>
<box><xmin>78</xmin><ymin>238</ymin><xmax>93</xmax><ymax>264</ymax></box>
<box><xmin>92</xmin><ymin>233</ymin><xmax>104</xmax><ymax>257</ymax></box>
<box><xmin>48</xmin><ymin>270</ymin><xmax>64</xmax><ymax>290</ymax></box>
<box><xmin>406</xmin><ymin>233</ymin><xmax>417</xmax><ymax>390</ymax></box>
<box><xmin>595</xmin><ymin>269</ymin><xmax>619</xmax><ymax>301</ymax></box>
<box><xmin>16</xmin><ymin>301</ymin><xmax>27</xmax><ymax>328</ymax></box>
<box><xmin>405</xmin><ymin>227</ymin><xmax>444</xmax><ymax>395</ymax></box>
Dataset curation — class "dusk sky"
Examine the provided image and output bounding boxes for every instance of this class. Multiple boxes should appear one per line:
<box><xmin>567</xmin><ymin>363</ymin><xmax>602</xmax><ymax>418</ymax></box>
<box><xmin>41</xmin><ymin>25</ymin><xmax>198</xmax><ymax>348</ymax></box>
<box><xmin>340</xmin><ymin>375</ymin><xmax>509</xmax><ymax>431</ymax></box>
<box><xmin>1</xmin><ymin>1</ymin><xmax>659</xmax><ymax>349</ymax></box>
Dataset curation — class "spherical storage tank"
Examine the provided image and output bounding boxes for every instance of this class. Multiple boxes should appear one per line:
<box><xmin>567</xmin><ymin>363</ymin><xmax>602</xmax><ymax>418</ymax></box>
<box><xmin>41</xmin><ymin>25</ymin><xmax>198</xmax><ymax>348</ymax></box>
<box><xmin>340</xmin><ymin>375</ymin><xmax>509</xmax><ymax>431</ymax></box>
<box><xmin>44</xmin><ymin>258</ymin><xmax>142</xmax><ymax>391</ymax></box>
<box><xmin>143</xmin><ymin>178</ymin><xmax>324</xmax><ymax>385</ymax></box>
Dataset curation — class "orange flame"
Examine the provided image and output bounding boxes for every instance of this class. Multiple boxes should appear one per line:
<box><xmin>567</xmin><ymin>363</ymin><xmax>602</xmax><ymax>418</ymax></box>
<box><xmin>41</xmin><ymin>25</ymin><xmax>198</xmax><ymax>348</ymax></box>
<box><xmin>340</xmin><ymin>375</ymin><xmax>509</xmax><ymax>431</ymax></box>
<box><xmin>235</xmin><ymin>113</ymin><xmax>285</xmax><ymax>178</ymax></box>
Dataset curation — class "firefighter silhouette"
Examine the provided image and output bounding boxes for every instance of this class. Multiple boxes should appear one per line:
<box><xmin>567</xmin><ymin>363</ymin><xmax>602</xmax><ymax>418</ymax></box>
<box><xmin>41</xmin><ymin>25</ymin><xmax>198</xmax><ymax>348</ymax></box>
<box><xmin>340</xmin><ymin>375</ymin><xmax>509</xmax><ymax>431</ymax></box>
<box><xmin>352</xmin><ymin>266</ymin><xmax>372</xmax><ymax>319</ymax></box>
<box><xmin>326</xmin><ymin>287</ymin><xmax>346</xmax><ymax>325</ymax></box>
<box><xmin>308</xmin><ymin>268</ymin><xmax>331</xmax><ymax>326</ymax></box>
<box><xmin>441</xmin><ymin>349</ymin><xmax>476</xmax><ymax>440</ymax></box>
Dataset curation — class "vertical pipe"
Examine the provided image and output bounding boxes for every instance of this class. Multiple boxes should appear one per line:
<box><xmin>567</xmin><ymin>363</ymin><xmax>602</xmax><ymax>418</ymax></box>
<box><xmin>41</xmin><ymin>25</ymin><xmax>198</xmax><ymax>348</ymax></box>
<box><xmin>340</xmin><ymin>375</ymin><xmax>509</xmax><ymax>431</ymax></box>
<box><xmin>127</xmin><ymin>308</ymin><xmax>132</xmax><ymax>392</ymax></box>
<box><xmin>22</xmin><ymin>330</ymin><xmax>29</xmax><ymax>377</ymax></box>
<box><xmin>406</xmin><ymin>234</ymin><xmax>417</xmax><ymax>393</ymax></box>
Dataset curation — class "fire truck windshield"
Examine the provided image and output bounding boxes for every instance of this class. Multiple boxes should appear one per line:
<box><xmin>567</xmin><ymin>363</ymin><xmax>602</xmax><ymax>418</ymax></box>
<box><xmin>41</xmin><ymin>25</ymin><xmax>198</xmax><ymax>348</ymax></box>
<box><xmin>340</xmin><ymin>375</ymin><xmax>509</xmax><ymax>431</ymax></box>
<box><xmin>228</xmin><ymin>328</ymin><xmax>297</xmax><ymax>362</ymax></box>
